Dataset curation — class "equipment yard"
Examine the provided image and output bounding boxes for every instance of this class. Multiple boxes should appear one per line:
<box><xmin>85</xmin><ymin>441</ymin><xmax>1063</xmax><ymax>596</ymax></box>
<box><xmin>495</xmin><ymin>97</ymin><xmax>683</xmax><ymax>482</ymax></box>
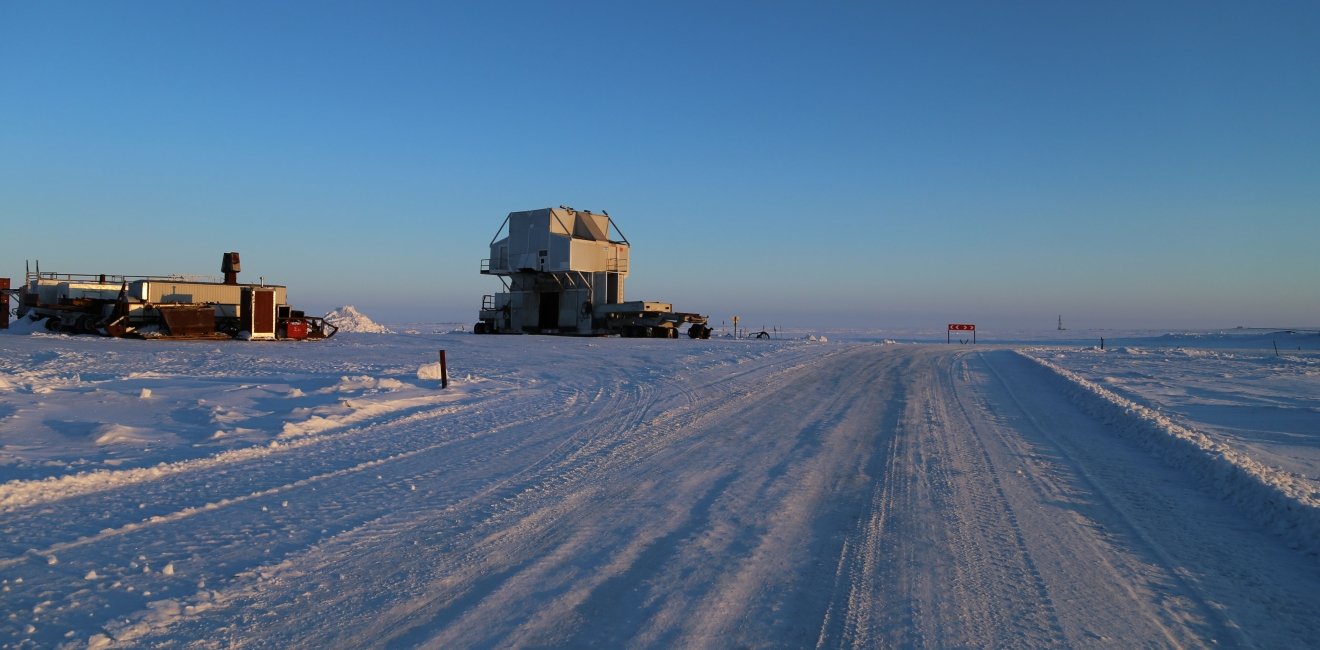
<box><xmin>8</xmin><ymin>253</ymin><xmax>334</xmax><ymax>341</ymax></box>
<box><xmin>1</xmin><ymin>326</ymin><xmax>1318</xmax><ymax>648</ymax></box>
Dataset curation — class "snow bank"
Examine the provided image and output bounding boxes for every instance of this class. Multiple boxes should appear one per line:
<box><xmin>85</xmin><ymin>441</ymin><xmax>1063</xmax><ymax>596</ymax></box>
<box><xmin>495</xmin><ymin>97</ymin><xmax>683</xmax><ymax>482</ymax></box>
<box><xmin>1019</xmin><ymin>351</ymin><xmax>1320</xmax><ymax>556</ymax></box>
<box><xmin>2</xmin><ymin>315</ymin><xmax>50</xmax><ymax>335</ymax></box>
<box><xmin>417</xmin><ymin>362</ymin><xmax>445</xmax><ymax>381</ymax></box>
<box><xmin>323</xmin><ymin>306</ymin><xmax>393</xmax><ymax>334</ymax></box>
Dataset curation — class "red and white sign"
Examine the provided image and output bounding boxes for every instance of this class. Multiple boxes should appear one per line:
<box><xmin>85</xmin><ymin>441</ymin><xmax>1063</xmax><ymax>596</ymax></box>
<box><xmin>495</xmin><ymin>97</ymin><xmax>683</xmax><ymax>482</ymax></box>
<box><xmin>948</xmin><ymin>323</ymin><xmax>976</xmax><ymax>331</ymax></box>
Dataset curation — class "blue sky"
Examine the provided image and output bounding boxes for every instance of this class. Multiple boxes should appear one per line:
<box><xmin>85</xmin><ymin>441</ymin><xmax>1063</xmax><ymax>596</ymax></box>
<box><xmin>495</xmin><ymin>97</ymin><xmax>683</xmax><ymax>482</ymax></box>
<box><xmin>3</xmin><ymin>2</ymin><xmax>1317</xmax><ymax>330</ymax></box>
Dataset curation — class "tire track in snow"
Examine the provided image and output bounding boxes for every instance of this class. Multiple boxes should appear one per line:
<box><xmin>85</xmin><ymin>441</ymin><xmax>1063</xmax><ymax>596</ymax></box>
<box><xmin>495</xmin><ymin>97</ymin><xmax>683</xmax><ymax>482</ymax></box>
<box><xmin>22</xmin><ymin>342</ymin><xmax>1313</xmax><ymax>649</ymax></box>
<box><xmin>814</xmin><ymin>379</ymin><xmax>909</xmax><ymax>648</ymax></box>
<box><xmin>661</xmin><ymin>348</ymin><xmax>904</xmax><ymax>649</ymax></box>
<box><xmin>88</xmin><ymin>344</ymin><xmax>841</xmax><ymax>648</ymax></box>
<box><xmin>296</xmin><ymin>348</ymin><xmax>838</xmax><ymax>647</ymax></box>
<box><xmin>810</xmin><ymin>350</ymin><xmax>939</xmax><ymax>646</ymax></box>
<box><xmin>815</xmin><ymin>348</ymin><xmax>1067</xmax><ymax>648</ymax></box>
<box><xmin>340</xmin><ymin>345</ymin><xmax>845</xmax><ymax>649</ymax></box>
<box><xmin>935</xmin><ymin>353</ymin><xmax>1068</xmax><ymax>647</ymax></box>
<box><xmin>983</xmin><ymin>351</ymin><xmax>1246</xmax><ymax>646</ymax></box>
<box><xmin>0</xmin><ymin>379</ymin><xmax>595</xmax><ymax>646</ymax></box>
<box><xmin>957</xmin><ymin>352</ymin><xmax>1205</xmax><ymax>647</ymax></box>
<box><xmin>0</xmin><ymin>392</ymin><xmax>475</xmax><ymax>514</ymax></box>
<box><xmin>0</xmin><ymin>385</ymin><xmax>541</xmax><ymax>554</ymax></box>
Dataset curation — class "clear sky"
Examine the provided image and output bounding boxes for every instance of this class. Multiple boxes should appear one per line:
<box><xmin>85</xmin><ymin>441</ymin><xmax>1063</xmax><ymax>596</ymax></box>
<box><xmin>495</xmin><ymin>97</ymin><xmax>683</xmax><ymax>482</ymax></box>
<box><xmin>3</xmin><ymin>1</ymin><xmax>1317</xmax><ymax>331</ymax></box>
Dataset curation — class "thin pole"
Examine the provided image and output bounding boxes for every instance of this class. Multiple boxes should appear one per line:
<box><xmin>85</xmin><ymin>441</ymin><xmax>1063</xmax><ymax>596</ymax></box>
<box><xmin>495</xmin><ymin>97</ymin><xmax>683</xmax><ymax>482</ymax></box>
<box><xmin>439</xmin><ymin>349</ymin><xmax>449</xmax><ymax>389</ymax></box>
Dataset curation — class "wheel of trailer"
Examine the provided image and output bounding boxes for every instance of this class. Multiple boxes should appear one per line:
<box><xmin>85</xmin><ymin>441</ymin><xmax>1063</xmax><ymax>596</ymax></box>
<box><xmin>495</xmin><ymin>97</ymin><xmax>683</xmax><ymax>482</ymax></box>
<box><xmin>688</xmin><ymin>324</ymin><xmax>706</xmax><ymax>339</ymax></box>
<box><xmin>44</xmin><ymin>317</ymin><xmax>62</xmax><ymax>331</ymax></box>
<box><xmin>75</xmin><ymin>314</ymin><xmax>98</xmax><ymax>334</ymax></box>
<box><xmin>700</xmin><ymin>326</ymin><xmax>711</xmax><ymax>339</ymax></box>
<box><xmin>473</xmin><ymin>322</ymin><xmax>487</xmax><ymax>335</ymax></box>
<box><xmin>667</xmin><ymin>327</ymin><xmax>678</xmax><ymax>339</ymax></box>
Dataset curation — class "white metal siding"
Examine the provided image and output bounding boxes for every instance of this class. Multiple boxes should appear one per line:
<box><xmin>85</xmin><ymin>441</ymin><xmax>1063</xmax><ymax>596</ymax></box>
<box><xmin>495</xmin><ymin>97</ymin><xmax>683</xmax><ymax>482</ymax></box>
<box><xmin>143</xmin><ymin>283</ymin><xmax>285</xmax><ymax>310</ymax></box>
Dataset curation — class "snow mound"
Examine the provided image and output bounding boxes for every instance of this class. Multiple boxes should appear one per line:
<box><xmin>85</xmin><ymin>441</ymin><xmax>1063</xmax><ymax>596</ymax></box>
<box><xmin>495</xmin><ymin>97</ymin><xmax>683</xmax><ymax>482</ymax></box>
<box><xmin>2</xmin><ymin>315</ymin><xmax>50</xmax><ymax>335</ymax></box>
<box><xmin>323</xmin><ymin>306</ymin><xmax>393</xmax><ymax>334</ymax></box>
<box><xmin>94</xmin><ymin>424</ymin><xmax>158</xmax><ymax>446</ymax></box>
<box><xmin>417</xmin><ymin>363</ymin><xmax>446</xmax><ymax>381</ymax></box>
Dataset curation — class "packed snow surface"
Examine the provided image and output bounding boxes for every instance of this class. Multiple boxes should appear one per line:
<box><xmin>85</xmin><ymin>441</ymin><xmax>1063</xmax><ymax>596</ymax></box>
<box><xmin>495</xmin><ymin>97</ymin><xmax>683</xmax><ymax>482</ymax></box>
<box><xmin>1</xmin><ymin>327</ymin><xmax>1319</xmax><ymax>648</ymax></box>
<box><xmin>323</xmin><ymin>305</ymin><xmax>393</xmax><ymax>334</ymax></box>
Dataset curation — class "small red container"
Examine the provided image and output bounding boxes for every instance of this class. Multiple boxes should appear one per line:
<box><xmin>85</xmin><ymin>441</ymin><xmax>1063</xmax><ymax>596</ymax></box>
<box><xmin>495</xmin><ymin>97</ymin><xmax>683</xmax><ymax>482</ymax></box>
<box><xmin>285</xmin><ymin>320</ymin><xmax>309</xmax><ymax>340</ymax></box>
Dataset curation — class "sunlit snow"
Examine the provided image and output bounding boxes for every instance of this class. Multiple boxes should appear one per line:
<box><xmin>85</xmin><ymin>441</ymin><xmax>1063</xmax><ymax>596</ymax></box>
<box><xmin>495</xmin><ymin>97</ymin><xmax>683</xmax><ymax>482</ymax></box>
<box><xmin>2</xmin><ymin>319</ymin><xmax>1318</xmax><ymax>648</ymax></box>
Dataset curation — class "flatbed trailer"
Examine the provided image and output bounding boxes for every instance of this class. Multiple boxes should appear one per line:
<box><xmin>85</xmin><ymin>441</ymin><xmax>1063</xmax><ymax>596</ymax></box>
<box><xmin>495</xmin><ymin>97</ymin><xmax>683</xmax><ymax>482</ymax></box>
<box><xmin>595</xmin><ymin>301</ymin><xmax>710</xmax><ymax>338</ymax></box>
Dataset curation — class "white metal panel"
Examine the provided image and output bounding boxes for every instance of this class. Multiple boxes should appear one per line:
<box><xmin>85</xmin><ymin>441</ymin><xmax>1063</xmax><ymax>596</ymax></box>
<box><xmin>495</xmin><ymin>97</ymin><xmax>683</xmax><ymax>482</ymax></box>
<box><xmin>509</xmin><ymin>291</ymin><xmax>533</xmax><ymax>331</ymax></box>
<box><xmin>549</xmin><ymin>236</ymin><xmax>571</xmax><ymax>271</ymax></box>
<box><xmin>573</xmin><ymin>212</ymin><xmax>609</xmax><ymax>241</ymax></box>
<box><xmin>143</xmin><ymin>282</ymin><xmax>285</xmax><ymax>309</ymax></box>
<box><xmin>515</xmin><ymin>211</ymin><xmax>553</xmax><ymax>256</ymax></box>
<box><xmin>560</xmin><ymin>288</ymin><xmax>590</xmax><ymax>331</ymax></box>
<box><xmin>547</xmin><ymin>208</ymin><xmax>572</xmax><ymax>237</ymax></box>
<box><xmin>59</xmin><ymin>282</ymin><xmax>121</xmax><ymax>301</ymax></box>
<box><xmin>568</xmin><ymin>240</ymin><xmax>608</xmax><ymax>272</ymax></box>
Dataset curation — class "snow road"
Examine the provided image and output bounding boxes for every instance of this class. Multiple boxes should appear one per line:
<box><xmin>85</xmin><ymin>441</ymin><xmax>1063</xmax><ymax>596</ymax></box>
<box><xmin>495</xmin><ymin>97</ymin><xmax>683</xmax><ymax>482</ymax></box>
<box><xmin>2</xmin><ymin>336</ymin><xmax>1318</xmax><ymax>648</ymax></box>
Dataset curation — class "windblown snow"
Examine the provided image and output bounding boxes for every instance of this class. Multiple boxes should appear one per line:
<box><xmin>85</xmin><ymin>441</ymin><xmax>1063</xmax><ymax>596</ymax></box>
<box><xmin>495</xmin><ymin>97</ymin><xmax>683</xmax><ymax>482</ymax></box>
<box><xmin>323</xmin><ymin>305</ymin><xmax>393</xmax><ymax>334</ymax></box>
<box><xmin>1</xmin><ymin>327</ymin><xmax>1318</xmax><ymax>648</ymax></box>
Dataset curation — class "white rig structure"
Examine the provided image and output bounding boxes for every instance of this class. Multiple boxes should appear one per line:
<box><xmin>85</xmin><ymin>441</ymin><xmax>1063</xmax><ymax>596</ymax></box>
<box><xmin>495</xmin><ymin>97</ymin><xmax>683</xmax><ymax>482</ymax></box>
<box><xmin>476</xmin><ymin>207</ymin><xmax>709</xmax><ymax>337</ymax></box>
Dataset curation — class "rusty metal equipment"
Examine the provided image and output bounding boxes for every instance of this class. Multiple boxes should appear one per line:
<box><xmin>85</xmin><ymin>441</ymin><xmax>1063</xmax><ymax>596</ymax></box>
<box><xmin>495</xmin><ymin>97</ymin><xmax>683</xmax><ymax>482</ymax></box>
<box><xmin>158</xmin><ymin>305</ymin><xmax>224</xmax><ymax>338</ymax></box>
<box><xmin>13</xmin><ymin>252</ymin><xmax>337</xmax><ymax>340</ymax></box>
<box><xmin>1</xmin><ymin>277</ymin><xmax>10</xmax><ymax>330</ymax></box>
<box><xmin>222</xmin><ymin>252</ymin><xmax>241</xmax><ymax>285</ymax></box>
<box><xmin>474</xmin><ymin>206</ymin><xmax>710</xmax><ymax>338</ymax></box>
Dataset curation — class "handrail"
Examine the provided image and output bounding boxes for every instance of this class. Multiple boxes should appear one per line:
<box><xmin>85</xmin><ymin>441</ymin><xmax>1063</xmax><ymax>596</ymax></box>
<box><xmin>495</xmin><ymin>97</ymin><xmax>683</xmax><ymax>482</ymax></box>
<box><xmin>29</xmin><ymin>272</ymin><xmax>225</xmax><ymax>284</ymax></box>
